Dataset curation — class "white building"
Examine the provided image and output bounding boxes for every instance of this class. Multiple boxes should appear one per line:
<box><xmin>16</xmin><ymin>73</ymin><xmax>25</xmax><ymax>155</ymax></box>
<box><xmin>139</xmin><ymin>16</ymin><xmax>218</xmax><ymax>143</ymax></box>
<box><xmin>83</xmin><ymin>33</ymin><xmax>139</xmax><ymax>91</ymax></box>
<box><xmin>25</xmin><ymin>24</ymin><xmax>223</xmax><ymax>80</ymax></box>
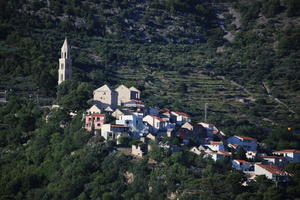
<box><xmin>170</xmin><ymin>111</ymin><xmax>191</xmax><ymax>125</ymax></box>
<box><xmin>232</xmin><ymin>160</ymin><xmax>253</xmax><ymax>172</ymax></box>
<box><xmin>254</xmin><ymin>164</ymin><xmax>289</xmax><ymax>182</ymax></box>
<box><xmin>143</xmin><ymin>115</ymin><xmax>170</xmax><ymax>133</ymax></box>
<box><xmin>273</xmin><ymin>149</ymin><xmax>300</xmax><ymax>163</ymax></box>
<box><xmin>101</xmin><ymin>124</ymin><xmax>129</xmax><ymax>140</ymax></box>
<box><xmin>206</xmin><ymin>141</ymin><xmax>225</xmax><ymax>151</ymax></box>
<box><xmin>227</xmin><ymin>135</ymin><xmax>258</xmax><ymax>151</ymax></box>
<box><xmin>86</xmin><ymin>104</ymin><xmax>102</xmax><ymax>114</ymax></box>
<box><xmin>116</xmin><ymin>113</ymin><xmax>148</xmax><ymax>137</ymax></box>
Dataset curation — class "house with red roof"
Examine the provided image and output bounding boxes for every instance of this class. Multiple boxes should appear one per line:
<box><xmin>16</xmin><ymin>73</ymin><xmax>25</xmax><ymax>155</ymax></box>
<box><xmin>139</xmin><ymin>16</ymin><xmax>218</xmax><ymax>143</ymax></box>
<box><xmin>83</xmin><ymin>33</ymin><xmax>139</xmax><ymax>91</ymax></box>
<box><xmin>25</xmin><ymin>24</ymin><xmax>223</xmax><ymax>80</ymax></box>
<box><xmin>254</xmin><ymin>164</ymin><xmax>290</xmax><ymax>182</ymax></box>
<box><xmin>232</xmin><ymin>159</ymin><xmax>253</xmax><ymax>172</ymax></box>
<box><xmin>227</xmin><ymin>135</ymin><xmax>258</xmax><ymax>151</ymax></box>
<box><xmin>206</xmin><ymin>141</ymin><xmax>226</xmax><ymax>151</ymax></box>
<box><xmin>85</xmin><ymin>113</ymin><xmax>106</xmax><ymax>132</ymax></box>
<box><xmin>205</xmin><ymin>150</ymin><xmax>232</xmax><ymax>161</ymax></box>
<box><xmin>143</xmin><ymin>115</ymin><xmax>171</xmax><ymax>133</ymax></box>
<box><xmin>170</xmin><ymin>111</ymin><xmax>191</xmax><ymax>125</ymax></box>
<box><xmin>261</xmin><ymin>156</ymin><xmax>285</xmax><ymax>168</ymax></box>
<box><xmin>273</xmin><ymin>149</ymin><xmax>300</xmax><ymax>163</ymax></box>
<box><xmin>101</xmin><ymin>124</ymin><xmax>129</xmax><ymax>140</ymax></box>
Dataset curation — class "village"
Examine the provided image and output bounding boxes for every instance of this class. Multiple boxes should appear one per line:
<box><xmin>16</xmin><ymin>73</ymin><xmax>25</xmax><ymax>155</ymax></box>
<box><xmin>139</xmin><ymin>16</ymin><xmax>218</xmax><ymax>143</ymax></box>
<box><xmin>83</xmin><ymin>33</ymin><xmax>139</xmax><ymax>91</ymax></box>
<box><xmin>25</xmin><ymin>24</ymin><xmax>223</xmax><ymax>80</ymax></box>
<box><xmin>59</xmin><ymin>39</ymin><xmax>299</xmax><ymax>185</ymax></box>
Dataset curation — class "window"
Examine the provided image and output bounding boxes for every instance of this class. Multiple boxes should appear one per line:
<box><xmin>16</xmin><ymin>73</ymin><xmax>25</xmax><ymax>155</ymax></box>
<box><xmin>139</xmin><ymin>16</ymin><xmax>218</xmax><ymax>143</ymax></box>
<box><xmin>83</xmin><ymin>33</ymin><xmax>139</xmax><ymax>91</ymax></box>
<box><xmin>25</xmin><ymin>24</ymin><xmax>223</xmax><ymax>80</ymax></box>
<box><xmin>97</xmin><ymin>123</ymin><xmax>100</xmax><ymax>126</ymax></box>
<box><xmin>61</xmin><ymin>63</ymin><xmax>64</xmax><ymax>69</ymax></box>
<box><xmin>60</xmin><ymin>74</ymin><xmax>63</xmax><ymax>81</ymax></box>
<box><xmin>64</xmin><ymin>52</ymin><xmax>67</xmax><ymax>58</ymax></box>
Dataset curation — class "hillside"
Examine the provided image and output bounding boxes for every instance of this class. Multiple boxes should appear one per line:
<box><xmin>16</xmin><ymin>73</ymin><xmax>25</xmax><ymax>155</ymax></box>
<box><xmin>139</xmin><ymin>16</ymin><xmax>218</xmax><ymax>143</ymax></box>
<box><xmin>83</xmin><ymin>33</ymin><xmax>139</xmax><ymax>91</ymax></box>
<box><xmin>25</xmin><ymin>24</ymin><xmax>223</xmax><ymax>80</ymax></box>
<box><xmin>0</xmin><ymin>0</ymin><xmax>300</xmax><ymax>130</ymax></box>
<box><xmin>2</xmin><ymin>1</ymin><xmax>300</xmax><ymax>200</ymax></box>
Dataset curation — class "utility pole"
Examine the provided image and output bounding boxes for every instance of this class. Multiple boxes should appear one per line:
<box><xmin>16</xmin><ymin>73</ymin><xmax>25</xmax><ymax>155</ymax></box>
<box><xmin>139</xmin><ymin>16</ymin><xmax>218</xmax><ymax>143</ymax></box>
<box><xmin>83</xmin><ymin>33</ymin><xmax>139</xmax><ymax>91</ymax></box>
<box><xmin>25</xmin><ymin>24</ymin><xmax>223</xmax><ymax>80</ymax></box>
<box><xmin>204</xmin><ymin>103</ymin><xmax>208</xmax><ymax>122</ymax></box>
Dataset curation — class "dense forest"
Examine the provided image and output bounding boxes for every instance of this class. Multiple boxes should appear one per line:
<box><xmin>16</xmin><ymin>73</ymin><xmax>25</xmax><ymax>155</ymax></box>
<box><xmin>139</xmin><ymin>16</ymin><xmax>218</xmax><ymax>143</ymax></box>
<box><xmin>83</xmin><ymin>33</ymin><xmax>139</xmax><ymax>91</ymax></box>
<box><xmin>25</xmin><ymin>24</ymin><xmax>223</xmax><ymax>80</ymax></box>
<box><xmin>1</xmin><ymin>0</ymin><xmax>300</xmax><ymax>199</ymax></box>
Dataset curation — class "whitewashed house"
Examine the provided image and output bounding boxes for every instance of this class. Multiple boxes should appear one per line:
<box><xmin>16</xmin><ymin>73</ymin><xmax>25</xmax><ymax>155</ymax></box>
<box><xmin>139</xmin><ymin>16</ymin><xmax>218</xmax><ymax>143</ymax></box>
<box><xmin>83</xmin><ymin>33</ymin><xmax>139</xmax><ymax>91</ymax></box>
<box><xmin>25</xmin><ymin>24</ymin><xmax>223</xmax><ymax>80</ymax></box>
<box><xmin>206</xmin><ymin>141</ymin><xmax>225</xmax><ymax>151</ymax></box>
<box><xmin>232</xmin><ymin>160</ymin><xmax>253</xmax><ymax>172</ymax></box>
<box><xmin>273</xmin><ymin>149</ymin><xmax>300</xmax><ymax>163</ymax></box>
<box><xmin>205</xmin><ymin>151</ymin><xmax>232</xmax><ymax>161</ymax></box>
<box><xmin>86</xmin><ymin>104</ymin><xmax>102</xmax><ymax>114</ymax></box>
<box><xmin>116</xmin><ymin>113</ymin><xmax>148</xmax><ymax>137</ymax></box>
<box><xmin>101</xmin><ymin>124</ymin><xmax>129</xmax><ymax>140</ymax></box>
<box><xmin>261</xmin><ymin>156</ymin><xmax>285</xmax><ymax>168</ymax></box>
<box><xmin>171</xmin><ymin>111</ymin><xmax>191</xmax><ymax>125</ymax></box>
<box><xmin>143</xmin><ymin>115</ymin><xmax>170</xmax><ymax>133</ymax></box>
<box><xmin>254</xmin><ymin>164</ymin><xmax>290</xmax><ymax>182</ymax></box>
<box><xmin>227</xmin><ymin>135</ymin><xmax>258</xmax><ymax>151</ymax></box>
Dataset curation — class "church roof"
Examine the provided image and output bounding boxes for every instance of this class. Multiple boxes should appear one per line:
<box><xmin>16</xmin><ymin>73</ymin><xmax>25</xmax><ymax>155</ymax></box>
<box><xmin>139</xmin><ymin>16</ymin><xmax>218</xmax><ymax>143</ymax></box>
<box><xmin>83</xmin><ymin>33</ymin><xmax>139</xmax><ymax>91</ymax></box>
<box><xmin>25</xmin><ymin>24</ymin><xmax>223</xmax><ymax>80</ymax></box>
<box><xmin>116</xmin><ymin>84</ymin><xmax>129</xmax><ymax>91</ymax></box>
<box><xmin>94</xmin><ymin>84</ymin><xmax>114</xmax><ymax>92</ymax></box>
<box><xmin>129</xmin><ymin>86</ymin><xmax>140</xmax><ymax>92</ymax></box>
<box><xmin>61</xmin><ymin>38</ymin><xmax>70</xmax><ymax>51</ymax></box>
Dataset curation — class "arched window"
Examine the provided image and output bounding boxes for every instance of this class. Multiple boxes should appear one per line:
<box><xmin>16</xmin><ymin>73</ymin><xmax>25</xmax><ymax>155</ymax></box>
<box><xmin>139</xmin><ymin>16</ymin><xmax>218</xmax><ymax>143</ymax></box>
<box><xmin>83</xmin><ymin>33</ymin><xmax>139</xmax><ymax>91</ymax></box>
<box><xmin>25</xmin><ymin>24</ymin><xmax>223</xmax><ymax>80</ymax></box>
<box><xmin>61</xmin><ymin>74</ymin><xmax>63</xmax><ymax>81</ymax></box>
<box><xmin>61</xmin><ymin>63</ymin><xmax>64</xmax><ymax>69</ymax></box>
<box><xmin>64</xmin><ymin>52</ymin><xmax>67</xmax><ymax>58</ymax></box>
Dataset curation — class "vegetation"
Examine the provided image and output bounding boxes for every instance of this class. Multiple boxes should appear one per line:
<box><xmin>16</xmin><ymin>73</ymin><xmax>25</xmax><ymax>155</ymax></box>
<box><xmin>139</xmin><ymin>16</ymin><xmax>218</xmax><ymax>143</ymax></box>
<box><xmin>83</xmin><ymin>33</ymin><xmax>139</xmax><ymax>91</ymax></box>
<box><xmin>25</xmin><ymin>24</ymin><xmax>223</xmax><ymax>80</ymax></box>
<box><xmin>1</xmin><ymin>0</ymin><xmax>300</xmax><ymax>199</ymax></box>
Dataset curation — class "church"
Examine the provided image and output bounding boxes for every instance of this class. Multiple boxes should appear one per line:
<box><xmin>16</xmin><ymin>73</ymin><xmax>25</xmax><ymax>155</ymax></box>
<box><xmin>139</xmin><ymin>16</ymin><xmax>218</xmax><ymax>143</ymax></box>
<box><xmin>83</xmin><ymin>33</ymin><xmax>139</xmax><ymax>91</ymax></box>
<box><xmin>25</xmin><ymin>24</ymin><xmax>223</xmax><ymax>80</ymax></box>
<box><xmin>58</xmin><ymin>38</ymin><xmax>72</xmax><ymax>85</ymax></box>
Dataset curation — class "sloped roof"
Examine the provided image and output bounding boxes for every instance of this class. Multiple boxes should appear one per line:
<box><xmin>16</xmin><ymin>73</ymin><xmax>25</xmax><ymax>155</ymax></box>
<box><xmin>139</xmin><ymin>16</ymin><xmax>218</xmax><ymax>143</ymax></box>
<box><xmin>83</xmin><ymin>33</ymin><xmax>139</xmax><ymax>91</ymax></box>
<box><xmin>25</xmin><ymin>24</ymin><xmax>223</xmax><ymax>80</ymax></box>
<box><xmin>234</xmin><ymin>159</ymin><xmax>250</xmax><ymax>165</ymax></box>
<box><xmin>116</xmin><ymin>84</ymin><xmax>129</xmax><ymax>91</ymax></box>
<box><xmin>209</xmin><ymin>141</ymin><xmax>223</xmax><ymax>146</ymax></box>
<box><xmin>171</xmin><ymin>111</ymin><xmax>190</xmax><ymax>117</ymax></box>
<box><xmin>274</xmin><ymin>149</ymin><xmax>300</xmax><ymax>154</ymax></box>
<box><xmin>61</xmin><ymin>38</ymin><xmax>69</xmax><ymax>51</ymax></box>
<box><xmin>94</xmin><ymin>84</ymin><xmax>114</xmax><ymax>92</ymax></box>
<box><xmin>257</xmin><ymin>164</ymin><xmax>289</xmax><ymax>176</ymax></box>
<box><xmin>236</xmin><ymin>136</ymin><xmax>257</xmax><ymax>141</ymax></box>
<box><xmin>129</xmin><ymin>86</ymin><xmax>140</xmax><ymax>92</ymax></box>
<box><xmin>147</xmin><ymin>115</ymin><xmax>165</xmax><ymax>122</ymax></box>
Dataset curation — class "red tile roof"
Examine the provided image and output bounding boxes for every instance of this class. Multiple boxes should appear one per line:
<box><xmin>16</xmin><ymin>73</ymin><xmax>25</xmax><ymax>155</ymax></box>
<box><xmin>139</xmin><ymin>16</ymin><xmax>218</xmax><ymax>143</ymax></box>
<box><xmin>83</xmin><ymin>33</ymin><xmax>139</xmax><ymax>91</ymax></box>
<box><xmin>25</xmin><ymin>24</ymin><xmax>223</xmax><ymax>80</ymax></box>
<box><xmin>89</xmin><ymin>113</ymin><xmax>105</xmax><ymax>117</ymax></box>
<box><xmin>171</xmin><ymin>111</ymin><xmax>190</xmax><ymax>117</ymax></box>
<box><xmin>236</xmin><ymin>136</ymin><xmax>257</xmax><ymax>141</ymax></box>
<box><xmin>111</xmin><ymin>124</ymin><xmax>128</xmax><ymax>128</ymax></box>
<box><xmin>273</xmin><ymin>149</ymin><xmax>300</xmax><ymax>154</ymax></box>
<box><xmin>149</xmin><ymin>115</ymin><xmax>164</xmax><ymax>122</ymax></box>
<box><xmin>261</xmin><ymin>156</ymin><xmax>284</xmax><ymax>159</ymax></box>
<box><xmin>209</xmin><ymin>141</ymin><xmax>223</xmax><ymax>145</ymax></box>
<box><xmin>234</xmin><ymin>159</ymin><xmax>250</xmax><ymax>164</ymax></box>
<box><xmin>257</xmin><ymin>164</ymin><xmax>289</xmax><ymax>176</ymax></box>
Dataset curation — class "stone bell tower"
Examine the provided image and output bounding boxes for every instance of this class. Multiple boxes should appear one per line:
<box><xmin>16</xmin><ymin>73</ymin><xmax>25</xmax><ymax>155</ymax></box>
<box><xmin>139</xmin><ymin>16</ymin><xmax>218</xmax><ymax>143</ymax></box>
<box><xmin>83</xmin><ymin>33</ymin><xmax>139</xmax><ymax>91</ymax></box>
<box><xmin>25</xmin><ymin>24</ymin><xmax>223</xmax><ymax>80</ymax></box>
<box><xmin>58</xmin><ymin>38</ymin><xmax>72</xmax><ymax>85</ymax></box>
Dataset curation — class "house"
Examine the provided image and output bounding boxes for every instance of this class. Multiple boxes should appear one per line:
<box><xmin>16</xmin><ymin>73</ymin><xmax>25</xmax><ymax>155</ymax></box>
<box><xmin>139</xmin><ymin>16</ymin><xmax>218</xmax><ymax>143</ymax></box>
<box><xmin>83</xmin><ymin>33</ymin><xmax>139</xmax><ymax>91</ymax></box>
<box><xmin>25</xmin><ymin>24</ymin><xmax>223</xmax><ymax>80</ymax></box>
<box><xmin>273</xmin><ymin>149</ymin><xmax>300</xmax><ymax>163</ymax></box>
<box><xmin>116</xmin><ymin>113</ymin><xmax>148</xmax><ymax>137</ymax></box>
<box><xmin>175</xmin><ymin>123</ymin><xmax>206</xmax><ymax>144</ymax></box>
<box><xmin>190</xmin><ymin>146</ymin><xmax>202</xmax><ymax>155</ymax></box>
<box><xmin>143</xmin><ymin>115</ymin><xmax>170</xmax><ymax>133</ymax></box>
<box><xmin>198</xmin><ymin>122</ymin><xmax>225</xmax><ymax>139</ymax></box>
<box><xmin>115</xmin><ymin>85</ymin><xmax>141</xmax><ymax>106</ymax></box>
<box><xmin>111</xmin><ymin>108</ymin><xmax>132</xmax><ymax>120</ymax></box>
<box><xmin>85</xmin><ymin>113</ymin><xmax>106</xmax><ymax>132</ymax></box>
<box><xmin>232</xmin><ymin>160</ymin><xmax>253</xmax><ymax>172</ymax></box>
<box><xmin>246</xmin><ymin>151</ymin><xmax>257</xmax><ymax>159</ymax></box>
<box><xmin>261</xmin><ymin>156</ymin><xmax>285</xmax><ymax>168</ymax></box>
<box><xmin>86</xmin><ymin>104</ymin><xmax>102</xmax><ymax>114</ymax></box>
<box><xmin>170</xmin><ymin>111</ymin><xmax>191</xmax><ymax>125</ymax></box>
<box><xmin>206</xmin><ymin>141</ymin><xmax>225</xmax><ymax>152</ymax></box>
<box><xmin>93</xmin><ymin>85</ymin><xmax>118</xmax><ymax>109</ymax></box>
<box><xmin>254</xmin><ymin>164</ymin><xmax>290</xmax><ymax>182</ymax></box>
<box><xmin>101</xmin><ymin>124</ymin><xmax>129</xmax><ymax>140</ymax></box>
<box><xmin>227</xmin><ymin>135</ymin><xmax>258</xmax><ymax>151</ymax></box>
<box><xmin>132</xmin><ymin>144</ymin><xmax>147</xmax><ymax>158</ymax></box>
<box><xmin>206</xmin><ymin>151</ymin><xmax>232</xmax><ymax>161</ymax></box>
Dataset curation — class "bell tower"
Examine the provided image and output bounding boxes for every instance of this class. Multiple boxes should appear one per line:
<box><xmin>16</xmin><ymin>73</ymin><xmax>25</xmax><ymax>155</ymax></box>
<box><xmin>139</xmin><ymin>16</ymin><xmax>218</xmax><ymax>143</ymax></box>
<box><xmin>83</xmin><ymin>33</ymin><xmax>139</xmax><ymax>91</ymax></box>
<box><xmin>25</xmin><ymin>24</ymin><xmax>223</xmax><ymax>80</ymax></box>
<box><xmin>58</xmin><ymin>38</ymin><xmax>72</xmax><ymax>85</ymax></box>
